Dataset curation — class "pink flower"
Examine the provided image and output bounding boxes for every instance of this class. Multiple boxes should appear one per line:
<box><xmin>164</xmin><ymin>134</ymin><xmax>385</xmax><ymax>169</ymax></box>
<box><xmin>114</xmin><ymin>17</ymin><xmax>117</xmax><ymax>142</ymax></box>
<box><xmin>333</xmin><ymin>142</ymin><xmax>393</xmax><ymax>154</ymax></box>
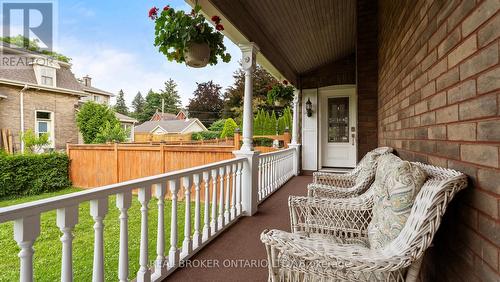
<box><xmin>216</xmin><ymin>24</ymin><xmax>224</xmax><ymax>31</ymax></box>
<box><xmin>148</xmin><ymin>7</ymin><xmax>159</xmax><ymax>19</ymax></box>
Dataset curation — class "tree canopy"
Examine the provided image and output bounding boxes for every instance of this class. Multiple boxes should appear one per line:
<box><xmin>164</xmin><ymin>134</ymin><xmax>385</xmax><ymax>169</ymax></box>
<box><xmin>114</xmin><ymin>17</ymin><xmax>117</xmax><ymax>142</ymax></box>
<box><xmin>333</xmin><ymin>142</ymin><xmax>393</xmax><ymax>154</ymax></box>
<box><xmin>137</xmin><ymin>79</ymin><xmax>182</xmax><ymax>122</ymax></box>
<box><xmin>76</xmin><ymin>102</ymin><xmax>123</xmax><ymax>144</ymax></box>
<box><xmin>113</xmin><ymin>89</ymin><xmax>129</xmax><ymax>115</ymax></box>
<box><xmin>187</xmin><ymin>81</ymin><xmax>224</xmax><ymax>126</ymax></box>
<box><xmin>0</xmin><ymin>35</ymin><xmax>71</xmax><ymax>62</ymax></box>
<box><xmin>131</xmin><ymin>91</ymin><xmax>145</xmax><ymax>119</ymax></box>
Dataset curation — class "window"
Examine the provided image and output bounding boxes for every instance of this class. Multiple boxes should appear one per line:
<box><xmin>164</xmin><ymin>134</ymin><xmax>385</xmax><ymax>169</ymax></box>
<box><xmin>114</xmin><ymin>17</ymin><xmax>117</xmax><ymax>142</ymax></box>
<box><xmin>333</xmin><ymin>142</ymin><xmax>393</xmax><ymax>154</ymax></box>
<box><xmin>36</xmin><ymin>111</ymin><xmax>54</xmax><ymax>147</ymax></box>
<box><xmin>40</xmin><ymin>68</ymin><xmax>54</xmax><ymax>86</ymax></box>
<box><xmin>93</xmin><ymin>95</ymin><xmax>101</xmax><ymax>102</ymax></box>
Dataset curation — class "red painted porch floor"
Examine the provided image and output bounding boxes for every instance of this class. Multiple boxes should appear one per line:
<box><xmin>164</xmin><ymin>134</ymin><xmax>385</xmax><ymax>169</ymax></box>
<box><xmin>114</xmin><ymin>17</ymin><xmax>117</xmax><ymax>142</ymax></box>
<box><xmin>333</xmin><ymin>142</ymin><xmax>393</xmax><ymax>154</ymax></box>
<box><xmin>166</xmin><ymin>175</ymin><xmax>311</xmax><ymax>281</ymax></box>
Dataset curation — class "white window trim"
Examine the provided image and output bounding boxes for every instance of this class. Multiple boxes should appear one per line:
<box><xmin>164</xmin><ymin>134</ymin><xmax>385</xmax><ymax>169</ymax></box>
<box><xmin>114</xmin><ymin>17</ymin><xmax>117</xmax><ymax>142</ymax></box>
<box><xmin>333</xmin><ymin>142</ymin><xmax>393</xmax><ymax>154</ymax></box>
<box><xmin>33</xmin><ymin>65</ymin><xmax>58</xmax><ymax>87</ymax></box>
<box><xmin>35</xmin><ymin>110</ymin><xmax>55</xmax><ymax>148</ymax></box>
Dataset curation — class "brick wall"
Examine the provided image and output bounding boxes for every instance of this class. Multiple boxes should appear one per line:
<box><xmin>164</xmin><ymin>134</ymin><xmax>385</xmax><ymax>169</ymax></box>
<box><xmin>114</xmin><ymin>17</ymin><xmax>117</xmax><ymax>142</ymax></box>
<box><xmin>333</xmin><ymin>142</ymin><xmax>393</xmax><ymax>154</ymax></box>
<box><xmin>357</xmin><ymin>0</ymin><xmax>379</xmax><ymax>160</ymax></box>
<box><xmin>0</xmin><ymin>85</ymin><xmax>80</xmax><ymax>150</ymax></box>
<box><xmin>378</xmin><ymin>0</ymin><xmax>499</xmax><ymax>280</ymax></box>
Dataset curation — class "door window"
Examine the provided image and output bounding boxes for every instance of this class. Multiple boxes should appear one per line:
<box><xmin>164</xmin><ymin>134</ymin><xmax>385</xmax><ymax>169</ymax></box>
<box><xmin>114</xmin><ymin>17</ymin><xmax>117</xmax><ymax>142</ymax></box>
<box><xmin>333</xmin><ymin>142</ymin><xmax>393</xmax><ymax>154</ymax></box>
<box><xmin>327</xmin><ymin>97</ymin><xmax>349</xmax><ymax>143</ymax></box>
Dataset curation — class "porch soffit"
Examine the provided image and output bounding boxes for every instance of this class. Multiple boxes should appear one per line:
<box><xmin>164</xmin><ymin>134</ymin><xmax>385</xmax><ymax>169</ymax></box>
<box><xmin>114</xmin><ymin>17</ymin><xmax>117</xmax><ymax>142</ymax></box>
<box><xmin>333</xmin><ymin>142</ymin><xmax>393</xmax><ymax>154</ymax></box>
<box><xmin>208</xmin><ymin>0</ymin><xmax>356</xmax><ymax>85</ymax></box>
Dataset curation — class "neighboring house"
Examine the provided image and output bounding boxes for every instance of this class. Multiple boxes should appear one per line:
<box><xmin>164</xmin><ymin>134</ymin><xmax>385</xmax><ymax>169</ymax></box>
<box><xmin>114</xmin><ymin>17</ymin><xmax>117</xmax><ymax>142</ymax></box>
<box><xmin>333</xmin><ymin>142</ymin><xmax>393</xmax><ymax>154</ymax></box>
<box><xmin>150</xmin><ymin>109</ymin><xmax>188</xmax><ymax>121</ymax></box>
<box><xmin>134</xmin><ymin>118</ymin><xmax>207</xmax><ymax>136</ymax></box>
<box><xmin>0</xmin><ymin>43</ymin><xmax>86</xmax><ymax>151</ymax></box>
<box><xmin>77</xmin><ymin>75</ymin><xmax>138</xmax><ymax>142</ymax></box>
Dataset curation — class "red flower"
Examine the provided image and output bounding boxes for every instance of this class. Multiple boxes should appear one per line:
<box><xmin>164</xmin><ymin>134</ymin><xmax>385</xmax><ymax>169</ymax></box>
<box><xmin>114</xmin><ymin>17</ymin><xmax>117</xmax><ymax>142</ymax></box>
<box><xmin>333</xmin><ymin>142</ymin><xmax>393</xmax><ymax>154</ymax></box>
<box><xmin>211</xmin><ymin>15</ymin><xmax>221</xmax><ymax>23</ymax></box>
<box><xmin>283</xmin><ymin>80</ymin><xmax>289</xmax><ymax>85</ymax></box>
<box><xmin>216</xmin><ymin>24</ymin><xmax>224</xmax><ymax>31</ymax></box>
<box><xmin>148</xmin><ymin>7</ymin><xmax>159</xmax><ymax>19</ymax></box>
<box><xmin>163</xmin><ymin>5</ymin><xmax>170</xmax><ymax>11</ymax></box>
<box><xmin>267</xmin><ymin>85</ymin><xmax>273</xmax><ymax>91</ymax></box>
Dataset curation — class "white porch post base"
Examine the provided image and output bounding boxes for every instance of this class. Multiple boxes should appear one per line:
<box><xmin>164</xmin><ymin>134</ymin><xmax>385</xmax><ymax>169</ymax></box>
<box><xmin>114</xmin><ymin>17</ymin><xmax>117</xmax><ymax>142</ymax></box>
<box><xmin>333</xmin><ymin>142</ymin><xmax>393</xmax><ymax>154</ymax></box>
<box><xmin>288</xmin><ymin>144</ymin><xmax>301</xmax><ymax>176</ymax></box>
<box><xmin>233</xmin><ymin>150</ymin><xmax>260</xmax><ymax>216</ymax></box>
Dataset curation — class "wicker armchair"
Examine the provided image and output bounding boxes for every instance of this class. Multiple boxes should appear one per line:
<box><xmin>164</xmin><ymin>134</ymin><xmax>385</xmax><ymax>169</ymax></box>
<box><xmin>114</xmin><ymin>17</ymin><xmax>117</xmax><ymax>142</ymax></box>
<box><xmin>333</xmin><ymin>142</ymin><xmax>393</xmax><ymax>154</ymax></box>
<box><xmin>261</xmin><ymin>162</ymin><xmax>467</xmax><ymax>282</ymax></box>
<box><xmin>309</xmin><ymin>147</ymin><xmax>394</xmax><ymax>198</ymax></box>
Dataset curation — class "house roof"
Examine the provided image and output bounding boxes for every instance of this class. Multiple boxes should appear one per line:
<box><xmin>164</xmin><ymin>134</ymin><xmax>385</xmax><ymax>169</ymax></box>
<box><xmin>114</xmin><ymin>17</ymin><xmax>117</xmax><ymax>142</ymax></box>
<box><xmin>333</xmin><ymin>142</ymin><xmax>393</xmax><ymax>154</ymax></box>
<box><xmin>81</xmin><ymin>84</ymin><xmax>115</xmax><ymax>97</ymax></box>
<box><xmin>152</xmin><ymin>112</ymin><xmax>178</xmax><ymax>120</ymax></box>
<box><xmin>0</xmin><ymin>44</ymin><xmax>85</xmax><ymax>95</ymax></box>
<box><xmin>115</xmin><ymin>112</ymin><xmax>138</xmax><ymax>123</ymax></box>
<box><xmin>134</xmin><ymin>119</ymin><xmax>207</xmax><ymax>133</ymax></box>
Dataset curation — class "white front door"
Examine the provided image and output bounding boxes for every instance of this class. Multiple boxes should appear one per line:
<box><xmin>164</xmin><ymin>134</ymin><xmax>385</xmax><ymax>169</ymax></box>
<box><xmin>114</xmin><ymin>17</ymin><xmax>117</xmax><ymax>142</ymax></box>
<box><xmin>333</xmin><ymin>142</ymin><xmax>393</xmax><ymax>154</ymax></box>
<box><xmin>320</xmin><ymin>87</ymin><xmax>357</xmax><ymax>168</ymax></box>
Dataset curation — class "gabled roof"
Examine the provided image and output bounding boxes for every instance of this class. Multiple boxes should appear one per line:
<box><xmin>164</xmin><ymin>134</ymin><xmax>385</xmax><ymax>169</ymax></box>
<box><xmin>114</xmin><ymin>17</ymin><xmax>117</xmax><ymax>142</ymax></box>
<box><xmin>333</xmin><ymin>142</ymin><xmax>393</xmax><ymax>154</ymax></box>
<box><xmin>115</xmin><ymin>112</ymin><xmax>138</xmax><ymax>123</ymax></box>
<box><xmin>0</xmin><ymin>44</ymin><xmax>85</xmax><ymax>95</ymax></box>
<box><xmin>81</xmin><ymin>84</ymin><xmax>114</xmax><ymax>97</ymax></box>
<box><xmin>134</xmin><ymin>118</ymin><xmax>207</xmax><ymax>134</ymax></box>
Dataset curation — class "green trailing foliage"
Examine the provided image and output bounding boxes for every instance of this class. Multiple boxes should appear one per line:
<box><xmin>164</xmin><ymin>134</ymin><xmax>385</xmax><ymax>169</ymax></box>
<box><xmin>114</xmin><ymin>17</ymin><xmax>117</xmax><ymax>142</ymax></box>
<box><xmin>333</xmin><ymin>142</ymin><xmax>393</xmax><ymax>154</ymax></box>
<box><xmin>0</xmin><ymin>153</ymin><xmax>71</xmax><ymax>198</ymax></box>
<box><xmin>220</xmin><ymin>118</ymin><xmax>237</xmax><ymax>138</ymax></box>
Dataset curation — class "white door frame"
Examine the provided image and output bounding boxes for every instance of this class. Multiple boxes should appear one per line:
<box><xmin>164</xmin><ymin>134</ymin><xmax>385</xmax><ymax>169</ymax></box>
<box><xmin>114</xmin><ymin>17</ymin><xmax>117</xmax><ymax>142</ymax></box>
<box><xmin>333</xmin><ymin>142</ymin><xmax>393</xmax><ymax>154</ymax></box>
<box><xmin>318</xmin><ymin>85</ymin><xmax>357</xmax><ymax>168</ymax></box>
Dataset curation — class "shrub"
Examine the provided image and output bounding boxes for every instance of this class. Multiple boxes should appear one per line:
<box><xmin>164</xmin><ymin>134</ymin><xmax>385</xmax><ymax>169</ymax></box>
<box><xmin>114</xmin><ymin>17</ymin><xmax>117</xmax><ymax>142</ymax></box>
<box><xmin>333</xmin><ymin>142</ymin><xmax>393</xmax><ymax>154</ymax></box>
<box><xmin>254</xmin><ymin>137</ymin><xmax>274</xmax><ymax>147</ymax></box>
<box><xmin>94</xmin><ymin>121</ymin><xmax>129</xmax><ymax>143</ymax></box>
<box><xmin>77</xmin><ymin>102</ymin><xmax>121</xmax><ymax>144</ymax></box>
<box><xmin>21</xmin><ymin>129</ymin><xmax>50</xmax><ymax>153</ymax></box>
<box><xmin>220</xmin><ymin>118</ymin><xmax>237</xmax><ymax>138</ymax></box>
<box><xmin>0</xmin><ymin>153</ymin><xmax>71</xmax><ymax>198</ymax></box>
<box><xmin>191</xmin><ymin>131</ymin><xmax>220</xmax><ymax>140</ymax></box>
<box><xmin>209</xmin><ymin>119</ymin><xmax>226</xmax><ymax>132</ymax></box>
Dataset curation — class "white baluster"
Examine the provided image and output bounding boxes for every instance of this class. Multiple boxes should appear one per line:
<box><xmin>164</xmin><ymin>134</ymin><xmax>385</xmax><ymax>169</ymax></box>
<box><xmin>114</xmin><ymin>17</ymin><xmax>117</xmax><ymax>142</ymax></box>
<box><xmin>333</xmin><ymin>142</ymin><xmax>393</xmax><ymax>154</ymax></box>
<box><xmin>236</xmin><ymin>162</ymin><xmax>243</xmax><ymax>215</ymax></box>
<box><xmin>116</xmin><ymin>192</ymin><xmax>132</xmax><ymax>282</ymax></box>
<box><xmin>57</xmin><ymin>206</ymin><xmax>78</xmax><ymax>282</ymax></box>
<box><xmin>230</xmin><ymin>163</ymin><xmax>237</xmax><ymax>220</ymax></box>
<box><xmin>90</xmin><ymin>198</ymin><xmax>108</xmax><ymax>282</ymax></box>
<box><xmin>193</xmin><ymin>174</ymin><xmax>202</xmax><ymax>249</ymax></box>
<box><xmin>168</xmin><ymin>179</ymin><xmax>180</xmax><ymax>268</ymax></box>
<box><xmin>153</xmin><ymin>183</ymin><xmax>167</xmax><ymax>277</ymax></box>
<box><xmin>210</xmin><ymin>169</ymin><xmax>218</xmax><ymax>232</ymax></box>
<box><xmin>137</xmin><ymin>186</ymin><xmax>151</xmax><ymax>282</ymax></box>
<box><xmin>218</xmin><ymin>166</ymin><xmax>225</xmax><ymax>229</ymax></box>
<box><xmin>182</xmin><ymin>176</ymin><xmax>192</xmax><ymax>256</ymax></box>
<box><xmin>202</xmin><ymin>171</ymin><xmax>210</xmax><ymax>241</ymax></box>
<box><xmin>14</xmin><ymin>215</ymin><xmax>40</xmax><ymax>282</ymax></box>
<box><xmin>224</xmin><ymin>165</ymin><xmax>231</xmax><ymax>223</ymax></box>
<box><xmin>258</xmin><ymin>159</ymin><xmax>262</xmax><ymax>201</ymax></box>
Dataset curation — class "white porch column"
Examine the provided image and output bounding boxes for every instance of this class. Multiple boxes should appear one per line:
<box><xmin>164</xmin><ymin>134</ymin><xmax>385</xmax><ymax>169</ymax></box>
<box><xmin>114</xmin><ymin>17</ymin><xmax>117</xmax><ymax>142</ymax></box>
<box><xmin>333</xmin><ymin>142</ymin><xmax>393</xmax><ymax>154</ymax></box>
<box><xmin>234</xmin><ymin>42</ymin><xmax>260</xmax><ymax>216</ymax></box>
<box><xmin>288</xmin><ymin>89</ymin><xmax>301</xmax><ymax>176</ymax></box>
<box><xmin>239</xmin><ymin>43</ymin><xmax>259</xmax><ymax>152</ymax></box>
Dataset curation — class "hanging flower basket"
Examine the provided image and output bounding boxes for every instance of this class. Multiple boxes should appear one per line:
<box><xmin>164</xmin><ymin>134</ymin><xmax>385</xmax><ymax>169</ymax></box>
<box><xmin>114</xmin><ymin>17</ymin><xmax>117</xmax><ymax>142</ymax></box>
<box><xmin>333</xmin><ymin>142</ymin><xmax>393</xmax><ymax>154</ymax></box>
<box><xmin>149</xmin><ymin>5</ymin><xmax>231</xmax><ymax>68</ymax></box>
<box><xmin>267</xmin><ymin>80</ymin><xmax>294</xmax><ymax>106</ymax></box>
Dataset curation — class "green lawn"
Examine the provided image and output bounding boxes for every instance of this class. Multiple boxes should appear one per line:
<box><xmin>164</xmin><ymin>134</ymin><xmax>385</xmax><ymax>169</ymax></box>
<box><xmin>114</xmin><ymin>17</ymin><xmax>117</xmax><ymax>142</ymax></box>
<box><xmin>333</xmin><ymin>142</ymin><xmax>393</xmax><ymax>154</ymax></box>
<box><xmin>0</xmin><ymin>188</ymin><xmax>199</xmax><ymax>281</ymax></box>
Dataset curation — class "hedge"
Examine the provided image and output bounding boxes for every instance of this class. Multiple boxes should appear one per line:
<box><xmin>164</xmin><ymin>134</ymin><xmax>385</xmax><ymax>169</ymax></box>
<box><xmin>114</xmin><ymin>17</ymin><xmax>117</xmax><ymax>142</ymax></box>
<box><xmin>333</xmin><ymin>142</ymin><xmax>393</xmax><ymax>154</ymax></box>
<box><xmin>191</xmin><ymin>131</ymin><xmax>221</xmax><ymax>140</ymax></box>
<box><xmin>0</xmin><ymin>153</ymin><xmax>72</xmax><ymax>198</ymax></box>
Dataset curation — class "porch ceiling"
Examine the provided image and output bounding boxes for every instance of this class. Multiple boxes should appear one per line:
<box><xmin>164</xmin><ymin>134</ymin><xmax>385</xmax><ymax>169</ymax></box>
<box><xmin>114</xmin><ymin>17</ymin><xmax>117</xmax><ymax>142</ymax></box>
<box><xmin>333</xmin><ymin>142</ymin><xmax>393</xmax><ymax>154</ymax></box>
<box><xmin>207</xmin><ymin>0</ymin><xmax>356</xmax><ymax>85</ymax></box>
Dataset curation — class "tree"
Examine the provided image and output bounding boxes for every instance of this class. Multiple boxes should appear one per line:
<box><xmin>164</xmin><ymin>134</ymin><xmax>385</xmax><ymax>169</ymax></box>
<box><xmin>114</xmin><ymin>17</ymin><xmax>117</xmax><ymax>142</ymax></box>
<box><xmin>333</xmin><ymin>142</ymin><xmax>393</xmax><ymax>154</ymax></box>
<box><xmin>0</xmin><ymin>35</ymin><xmax>71</xmax><ymax>62</ymax></box>
<box><xmin>76</xmin><ymin>102</ymin><xmax>120</xmax><ymax>143</ymax></box>
<box><xmin>21</xmin><ymin>129</ymin><xmax>50</xmax><ymax>153</ymax></box>
<box><xmin>187</xmin><ymin>81</ymin><xmax>224</xmax><ymax>126</ymax></box>
<box><xmin>220</xmin><ymin>118</ymin><xmax>237</xmax><ymax>138</ymax></box>
<box><xmin>94</xmin><ymin>121</ymin><xmax>129</xmax><ymax>143</ymax></box>
<box><xmin>114</xmin><ymin>89</ymin><xmax>129</xmax><ymax>115</ymax></box>
<box><xmin>223</xmin><ymin>64</ymin><xmax>278</xmax><ymax>119</ymax></box>
<box><xmin>139</xmin><ymin>79</ymin><xmax>182</xmax><ymax>122</ymax></box>
<box><xmin>131</xmin><ymin>91</ymin><xmax>145</xmax><ymax>118</ymax></box>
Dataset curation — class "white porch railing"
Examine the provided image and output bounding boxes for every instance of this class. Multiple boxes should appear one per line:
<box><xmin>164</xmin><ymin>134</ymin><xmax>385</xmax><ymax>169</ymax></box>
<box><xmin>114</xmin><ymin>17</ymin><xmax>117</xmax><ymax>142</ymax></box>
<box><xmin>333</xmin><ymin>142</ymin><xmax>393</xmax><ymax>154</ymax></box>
<box><xmin>257</xmin><ymin>148</ymin><xmax>296</xmax><ymax>203</ymax></box>
<box><xmin>0</xmin><ymin>146</ymin><xmax>300</xmax><ymax>281</ymax></box>
<box><xmin>0</xmin><ymin>157</ymin><xmax>245</xmax><ymax>282</ymax></box>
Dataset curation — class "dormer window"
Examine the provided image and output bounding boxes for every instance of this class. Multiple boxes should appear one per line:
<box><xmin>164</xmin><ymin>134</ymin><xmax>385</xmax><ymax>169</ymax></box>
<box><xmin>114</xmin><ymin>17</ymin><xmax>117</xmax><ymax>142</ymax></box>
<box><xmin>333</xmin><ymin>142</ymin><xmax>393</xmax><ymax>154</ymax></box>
<box><xmin>41</xmin><ymin>68</ymin><xmax>54</xmax><ymax>86</ymax></box>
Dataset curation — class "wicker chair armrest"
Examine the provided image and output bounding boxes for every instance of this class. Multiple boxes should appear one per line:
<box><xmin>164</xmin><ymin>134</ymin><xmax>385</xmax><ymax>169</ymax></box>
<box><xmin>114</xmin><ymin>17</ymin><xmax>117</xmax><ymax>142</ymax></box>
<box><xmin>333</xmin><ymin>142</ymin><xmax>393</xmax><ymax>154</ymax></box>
<box><xmin>312</xmin><ymin>172</ymin><xmax>356</xmax><ymax>187</ymax></box>
<box><xmin>307</xmin><ymin>183</ymin><xmax>365</xmax><ymax>198</ymax></box>
<box><xmin>261</xmin><ymin>229</ymin><xmax>409</xmax><ymax>275</ymax></box>
<box><xmin>288</xmin><ymin>196</ymin><xmax>373</xmax><ymax>238</ymax></box>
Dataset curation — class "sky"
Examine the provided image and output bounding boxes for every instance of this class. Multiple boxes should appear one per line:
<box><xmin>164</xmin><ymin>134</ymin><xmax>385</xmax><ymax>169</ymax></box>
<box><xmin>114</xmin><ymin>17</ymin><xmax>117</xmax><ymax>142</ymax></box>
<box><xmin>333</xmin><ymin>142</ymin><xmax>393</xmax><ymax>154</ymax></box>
<box><xmin>51</xmin><ymin>0</ymin><xmax>241</xmax><ymax>107</ymax></box>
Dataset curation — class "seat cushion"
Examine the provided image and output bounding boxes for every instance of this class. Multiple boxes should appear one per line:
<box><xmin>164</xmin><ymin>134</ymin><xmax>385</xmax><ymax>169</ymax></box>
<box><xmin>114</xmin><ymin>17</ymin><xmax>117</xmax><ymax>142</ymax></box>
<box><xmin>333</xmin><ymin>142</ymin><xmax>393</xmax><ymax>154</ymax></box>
<box><xmin>367</xmin><ymin>154</ymin><xmax>427</xmax><ymax>249</ymax></box>
<box><xmin>354</xmin><ymin>152</ymin><xmax>378</xmax><ymax>186</ymax></box>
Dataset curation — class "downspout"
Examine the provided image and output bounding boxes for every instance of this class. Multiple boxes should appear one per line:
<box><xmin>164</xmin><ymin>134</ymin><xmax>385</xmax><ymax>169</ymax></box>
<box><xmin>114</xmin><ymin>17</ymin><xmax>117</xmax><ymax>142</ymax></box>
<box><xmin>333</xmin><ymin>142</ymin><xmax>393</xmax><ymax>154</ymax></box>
<box><xmin>20</xmin><ymin>84</ymin><xmax>29</xmax><ymax>153</ymax></box>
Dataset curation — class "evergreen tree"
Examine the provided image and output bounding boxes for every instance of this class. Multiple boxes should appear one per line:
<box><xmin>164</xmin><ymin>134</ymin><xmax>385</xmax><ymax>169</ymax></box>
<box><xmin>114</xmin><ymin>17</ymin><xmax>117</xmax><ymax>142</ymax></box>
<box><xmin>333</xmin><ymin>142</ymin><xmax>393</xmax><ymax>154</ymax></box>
<box><xmin>113</xmin><ymin>89</ymin><xmax>129</xmax><ymax>115</ymax></box>
<box><xmin>159</xmin><ymin>79</ymin><xmax>182</xmax><ymax>113</ymax></box>
<box><xmin>131</xmin><ymin>91</ymin><xmax>145</xmax><ymax>118</ymax></box>
<box><xmin>187</xmin><ymin>81</ymin><xmax>224</xmax><ymax>126</ymax></box>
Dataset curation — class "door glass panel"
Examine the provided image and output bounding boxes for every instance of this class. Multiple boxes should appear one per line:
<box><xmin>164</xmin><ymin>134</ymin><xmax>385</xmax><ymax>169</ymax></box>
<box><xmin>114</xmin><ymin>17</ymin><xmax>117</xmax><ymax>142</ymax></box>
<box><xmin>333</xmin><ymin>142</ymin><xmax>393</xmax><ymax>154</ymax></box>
<box><xmin>327</xmin><ymin>97</ymin><xmax>349</xmax><ymax>143</ymax></box>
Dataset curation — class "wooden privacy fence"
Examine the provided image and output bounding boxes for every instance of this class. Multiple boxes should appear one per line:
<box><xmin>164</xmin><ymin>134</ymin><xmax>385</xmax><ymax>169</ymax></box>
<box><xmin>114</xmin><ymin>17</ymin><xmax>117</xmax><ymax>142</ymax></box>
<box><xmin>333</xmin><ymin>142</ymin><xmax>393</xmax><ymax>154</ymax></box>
<box><xmin>67</xmin><ymin>143</ymin><xmax>235</xmax><ymax>188</ymax></box>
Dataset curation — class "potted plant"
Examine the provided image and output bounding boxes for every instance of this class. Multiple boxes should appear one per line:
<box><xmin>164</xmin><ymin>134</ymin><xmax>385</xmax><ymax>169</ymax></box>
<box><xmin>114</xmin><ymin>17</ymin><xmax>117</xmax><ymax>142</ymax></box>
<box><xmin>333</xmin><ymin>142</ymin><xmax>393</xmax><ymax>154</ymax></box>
<box><xmin>149</xmin><ymin>5</ymin><xmax>231</xmax><ymax>68</ymax></box>
<box><xmin>267</xmin><ymin>80</ymin><xmax>294</xmax><ymax>106</ymax></box>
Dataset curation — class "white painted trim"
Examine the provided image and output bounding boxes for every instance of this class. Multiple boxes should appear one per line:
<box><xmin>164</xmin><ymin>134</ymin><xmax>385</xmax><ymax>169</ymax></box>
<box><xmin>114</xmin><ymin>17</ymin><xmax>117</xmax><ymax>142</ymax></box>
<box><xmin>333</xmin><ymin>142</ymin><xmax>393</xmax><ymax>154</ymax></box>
<box><xmin>180</xmin><ymin>119</ymin><xmax>208</xmax><ymax>133</ymax></box>
<box><xmin>34</xmin><ymin>110</ymin><xmax>55</xmax><ymax>148</ymax></box>
<box><xmin>150</xmin><ymin>125</ymin><xmax>168</xmax><ymax>134</ymax></box>
<box><xmin>0</xmin><ymin>78</ymin><xmax>86</xmax><ymax>96</ymax></box>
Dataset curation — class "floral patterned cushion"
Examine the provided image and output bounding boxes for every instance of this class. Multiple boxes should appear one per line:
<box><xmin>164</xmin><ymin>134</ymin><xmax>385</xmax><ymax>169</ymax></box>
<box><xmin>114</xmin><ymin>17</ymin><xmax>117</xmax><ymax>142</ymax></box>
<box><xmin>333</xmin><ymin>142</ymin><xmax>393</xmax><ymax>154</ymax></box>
<box><xmin>367</xmin><ymin>154</ymin><xmax>427</xmax><ymax>249</ymax></box>
<box><xmin>354</xmin><ymin>152</ymin><xmax>379</xmax><ymax>186</ymax></box>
